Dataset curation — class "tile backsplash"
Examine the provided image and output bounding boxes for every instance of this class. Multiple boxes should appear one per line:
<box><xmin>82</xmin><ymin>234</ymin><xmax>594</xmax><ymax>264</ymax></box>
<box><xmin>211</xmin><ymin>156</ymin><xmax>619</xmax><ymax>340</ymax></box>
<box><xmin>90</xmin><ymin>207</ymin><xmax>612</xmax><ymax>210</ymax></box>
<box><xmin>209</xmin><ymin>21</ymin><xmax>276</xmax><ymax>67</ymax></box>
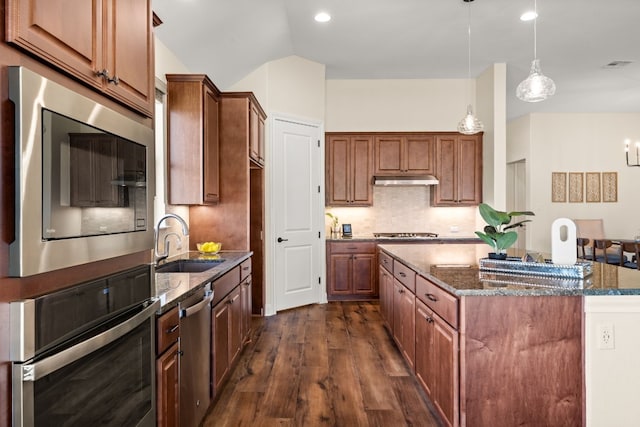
<box><xmin>326</xmin><ymin>186</ymin><xmax>478</xmax><ymax>237</ymax></box>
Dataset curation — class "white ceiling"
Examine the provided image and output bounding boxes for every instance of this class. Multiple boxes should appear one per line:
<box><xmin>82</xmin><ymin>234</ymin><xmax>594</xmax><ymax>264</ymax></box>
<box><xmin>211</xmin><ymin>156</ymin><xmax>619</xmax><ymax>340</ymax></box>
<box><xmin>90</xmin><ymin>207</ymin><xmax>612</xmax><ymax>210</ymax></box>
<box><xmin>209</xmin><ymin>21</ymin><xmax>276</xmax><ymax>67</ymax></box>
<box><xmin>153</xmin><ymin>0</ymin><xmax>640</xmax><ymax>120</ymax></box>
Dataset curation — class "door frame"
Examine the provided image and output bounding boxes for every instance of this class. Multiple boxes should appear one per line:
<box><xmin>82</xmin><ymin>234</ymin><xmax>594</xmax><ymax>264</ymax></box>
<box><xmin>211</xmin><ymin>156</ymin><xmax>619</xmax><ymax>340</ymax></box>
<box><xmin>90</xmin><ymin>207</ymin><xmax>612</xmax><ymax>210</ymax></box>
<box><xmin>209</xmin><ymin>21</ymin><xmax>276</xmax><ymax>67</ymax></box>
<box><xmin>265</xmin><ymin>113</ymin><xmax>327</xmax><ymax>316</ymax></box>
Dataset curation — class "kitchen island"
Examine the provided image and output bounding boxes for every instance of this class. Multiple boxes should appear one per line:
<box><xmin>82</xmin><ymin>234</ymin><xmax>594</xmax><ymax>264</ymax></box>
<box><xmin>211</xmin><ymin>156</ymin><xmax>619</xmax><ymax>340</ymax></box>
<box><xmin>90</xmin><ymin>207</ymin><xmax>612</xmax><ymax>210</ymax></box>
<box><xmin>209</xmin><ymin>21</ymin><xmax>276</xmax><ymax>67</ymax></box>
<box><xmin>378</xmin><ymin>243</ymin><xmax>640</xmax><ymax>427</ymax></box>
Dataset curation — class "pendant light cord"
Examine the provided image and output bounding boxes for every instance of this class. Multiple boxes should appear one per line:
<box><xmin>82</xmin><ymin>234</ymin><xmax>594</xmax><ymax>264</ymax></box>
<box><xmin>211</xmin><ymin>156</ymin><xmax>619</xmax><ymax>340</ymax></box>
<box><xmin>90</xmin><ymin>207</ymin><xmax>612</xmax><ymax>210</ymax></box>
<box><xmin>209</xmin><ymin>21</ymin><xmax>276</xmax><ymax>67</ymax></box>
<box><xmin>533</xmin><ymin>0</ymin><xmax>537</xmax><ymax>59</ymax></box>
<box><xmin>467</xmin><ymin>1</ymin><xmax>471</xmax><ymax>81</ymax></box>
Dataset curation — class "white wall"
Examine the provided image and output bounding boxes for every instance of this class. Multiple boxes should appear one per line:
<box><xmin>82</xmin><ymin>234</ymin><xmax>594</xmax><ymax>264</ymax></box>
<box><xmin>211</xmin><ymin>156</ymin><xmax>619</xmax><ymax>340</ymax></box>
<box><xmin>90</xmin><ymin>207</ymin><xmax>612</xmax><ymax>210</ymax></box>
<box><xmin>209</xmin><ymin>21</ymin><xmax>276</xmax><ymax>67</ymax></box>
<box><xmin>508</xmin><ymin>113</ymin><xmax>640</xmax><ymax>252</ymax></box>
<box><xmin>585</xmin><ymin>296</ymin><xmax>640</xmax><ymax>426</ymax></box>
<box><xmin>155</xmin><ymin>38</ymin><xmax>191</xmax><ymax>83</ymax></box>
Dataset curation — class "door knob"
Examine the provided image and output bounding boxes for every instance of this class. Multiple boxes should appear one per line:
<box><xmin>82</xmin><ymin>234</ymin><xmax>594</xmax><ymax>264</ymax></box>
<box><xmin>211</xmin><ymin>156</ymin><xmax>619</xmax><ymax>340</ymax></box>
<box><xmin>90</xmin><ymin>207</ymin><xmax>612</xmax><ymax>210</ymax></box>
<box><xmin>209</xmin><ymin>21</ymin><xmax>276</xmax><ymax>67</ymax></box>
<box><xmin>277</xmin><ymin>237</ymin><xmax>288</xmax><ymax>243</ymax></box>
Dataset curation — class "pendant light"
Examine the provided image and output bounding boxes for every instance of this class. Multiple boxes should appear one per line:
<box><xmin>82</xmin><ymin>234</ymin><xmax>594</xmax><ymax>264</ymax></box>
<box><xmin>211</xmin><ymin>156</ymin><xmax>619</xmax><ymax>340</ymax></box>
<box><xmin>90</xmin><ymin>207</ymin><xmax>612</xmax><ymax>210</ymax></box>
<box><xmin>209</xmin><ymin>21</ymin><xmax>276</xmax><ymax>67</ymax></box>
<box><xmin>516</xmin><ymin>0</ymin><xmax>556</xmax><ymax>102</ymax></box>
<box><xmin>457</xmin><ymin>0</ymin><xmax>484</xmax><ymax>135</ymax></box>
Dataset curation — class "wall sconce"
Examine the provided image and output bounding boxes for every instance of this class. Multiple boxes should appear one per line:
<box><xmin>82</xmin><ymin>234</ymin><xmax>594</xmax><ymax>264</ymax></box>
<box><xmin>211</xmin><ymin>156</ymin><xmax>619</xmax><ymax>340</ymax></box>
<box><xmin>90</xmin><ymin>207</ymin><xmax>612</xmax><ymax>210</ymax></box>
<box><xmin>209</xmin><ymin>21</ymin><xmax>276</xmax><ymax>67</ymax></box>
<box><xmin>625</xmin><ymin>139</ymin><xmax>640</xmax><ymax>167</ymax></box>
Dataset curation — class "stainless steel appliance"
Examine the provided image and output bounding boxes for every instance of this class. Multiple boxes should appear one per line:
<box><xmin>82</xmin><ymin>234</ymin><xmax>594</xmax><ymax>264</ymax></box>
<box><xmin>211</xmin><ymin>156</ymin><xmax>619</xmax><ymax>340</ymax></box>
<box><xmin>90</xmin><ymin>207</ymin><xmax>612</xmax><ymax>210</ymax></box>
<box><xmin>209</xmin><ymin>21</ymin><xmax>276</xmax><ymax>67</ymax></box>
<box><xmin>10</xmin><ymin>265</ymin><xmax>159</xmax><ymax>427</ymax></box>
<box><xmin>374</xmin><ymin>232</ymin><xmax>439</xmax><ymax>239</ymax></box>
<box><xmin>179</xmin><ymin>284</ymin><xmax>214</xmax><ymax>427</ymax></box>
<box><xmin>8</xmin><ymin>66</ymin><xmax>155</xmax><ymax>277</ymax></box>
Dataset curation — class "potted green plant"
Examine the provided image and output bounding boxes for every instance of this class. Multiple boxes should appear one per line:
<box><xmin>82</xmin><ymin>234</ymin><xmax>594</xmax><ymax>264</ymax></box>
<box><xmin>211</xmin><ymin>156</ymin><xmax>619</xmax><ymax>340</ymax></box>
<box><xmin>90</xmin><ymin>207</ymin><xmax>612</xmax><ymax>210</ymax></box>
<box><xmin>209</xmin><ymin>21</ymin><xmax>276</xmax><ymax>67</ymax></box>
<box><xmin>325</xmin><ymin>212</ymin><xmax>339</xmax><ymax>235</ymax></box>
<box><xmin>475</xmin><ymin>203</ymin><xmax>535</xmax><ymax>259</ymax></box>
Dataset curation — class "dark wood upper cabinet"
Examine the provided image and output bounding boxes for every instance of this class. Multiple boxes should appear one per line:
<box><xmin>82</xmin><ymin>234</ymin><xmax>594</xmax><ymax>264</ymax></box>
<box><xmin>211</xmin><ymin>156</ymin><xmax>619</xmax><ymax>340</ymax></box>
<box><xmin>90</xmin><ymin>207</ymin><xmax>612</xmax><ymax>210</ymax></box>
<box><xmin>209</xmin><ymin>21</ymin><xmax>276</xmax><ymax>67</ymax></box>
<box><xmin>326</xmin><ymin>134</ymin><xmax>374</xmax><ymax>206</ymax></box>
<box><xmin>6</xmin><ymin>0</ymin><xmax>154</xmax><ymax>117</ymax></box>
<box><xmin>374</xmin><ymin>134</ymin><xmax>435</xmax><ymax>175</ymax></box>
<box><xmin>431</xmin><ymin>134</ymin><xmax>482</xmax><ymax>206</ymax></box>
<box><xmin>249</xmin><ymin>101</ymin><xmax>266</xmax><ymax>166</ymax></box>
<box><xmin>166</xmin><ymin>74</ymin><xmax>221</xmax><ymax>205</ymax></box>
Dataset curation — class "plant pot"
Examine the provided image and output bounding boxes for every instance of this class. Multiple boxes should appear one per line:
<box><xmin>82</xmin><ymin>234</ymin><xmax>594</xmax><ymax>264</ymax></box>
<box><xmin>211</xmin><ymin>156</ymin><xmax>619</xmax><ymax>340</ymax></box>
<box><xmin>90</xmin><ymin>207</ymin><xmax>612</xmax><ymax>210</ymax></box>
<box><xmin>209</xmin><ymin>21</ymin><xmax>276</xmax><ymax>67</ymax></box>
<box><xmin>488</xmin><ymin>252</ymin><xmax>508</xmax><ymax>260</ymax></box>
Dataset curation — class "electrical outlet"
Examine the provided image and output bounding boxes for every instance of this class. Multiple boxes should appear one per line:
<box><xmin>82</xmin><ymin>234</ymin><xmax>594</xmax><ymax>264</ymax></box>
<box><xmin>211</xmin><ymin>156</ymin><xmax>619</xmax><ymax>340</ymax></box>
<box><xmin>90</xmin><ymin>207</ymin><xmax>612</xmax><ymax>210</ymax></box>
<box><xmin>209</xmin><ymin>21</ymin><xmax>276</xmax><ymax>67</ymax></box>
<box><xmin>597</xmin><ymin>322</ymin><xmax>615</xmax><ymax>350</ymax></box>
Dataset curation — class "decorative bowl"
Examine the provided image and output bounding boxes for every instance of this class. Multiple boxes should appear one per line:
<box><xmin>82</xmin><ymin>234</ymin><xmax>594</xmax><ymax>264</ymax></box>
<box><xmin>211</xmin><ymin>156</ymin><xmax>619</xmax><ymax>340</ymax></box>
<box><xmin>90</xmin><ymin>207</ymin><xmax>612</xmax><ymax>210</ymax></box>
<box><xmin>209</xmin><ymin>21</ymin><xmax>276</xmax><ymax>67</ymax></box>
<box><xmin>196</xmin><ymin>242</ymin><xmax>222</xmax><ymax>254</ymax></box>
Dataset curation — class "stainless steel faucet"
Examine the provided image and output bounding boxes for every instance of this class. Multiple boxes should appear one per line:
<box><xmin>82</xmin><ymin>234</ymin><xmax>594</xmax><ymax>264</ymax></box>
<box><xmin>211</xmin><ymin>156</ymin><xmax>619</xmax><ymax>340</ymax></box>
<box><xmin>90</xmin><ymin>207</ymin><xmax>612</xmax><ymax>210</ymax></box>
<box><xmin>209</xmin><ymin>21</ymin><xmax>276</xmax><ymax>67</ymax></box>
<box><xmin>155</xmin><ymin>213</ymin><xmax>189</xmax><ymax>264</ymax></box>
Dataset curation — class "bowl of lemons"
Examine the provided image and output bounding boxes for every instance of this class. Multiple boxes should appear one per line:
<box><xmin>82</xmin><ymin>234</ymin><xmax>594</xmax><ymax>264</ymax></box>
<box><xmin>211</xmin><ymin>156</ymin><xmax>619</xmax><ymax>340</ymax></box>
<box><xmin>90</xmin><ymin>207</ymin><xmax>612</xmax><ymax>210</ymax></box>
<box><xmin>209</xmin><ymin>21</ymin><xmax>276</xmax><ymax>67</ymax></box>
<box><xmin>196</xmin><ymin>241</ymin><xmax>222</xmax><ymax>255</ymax></box>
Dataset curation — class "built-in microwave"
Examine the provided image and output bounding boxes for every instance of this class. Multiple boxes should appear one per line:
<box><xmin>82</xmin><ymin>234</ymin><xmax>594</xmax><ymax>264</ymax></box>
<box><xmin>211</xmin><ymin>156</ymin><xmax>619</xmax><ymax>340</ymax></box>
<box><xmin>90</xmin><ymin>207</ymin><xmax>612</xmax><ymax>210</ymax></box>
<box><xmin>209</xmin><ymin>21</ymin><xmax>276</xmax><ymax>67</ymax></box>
<box><xmin>8</xmin><ymin>66</ymin><xmax>155</xmax><ymax>277</ymax></box>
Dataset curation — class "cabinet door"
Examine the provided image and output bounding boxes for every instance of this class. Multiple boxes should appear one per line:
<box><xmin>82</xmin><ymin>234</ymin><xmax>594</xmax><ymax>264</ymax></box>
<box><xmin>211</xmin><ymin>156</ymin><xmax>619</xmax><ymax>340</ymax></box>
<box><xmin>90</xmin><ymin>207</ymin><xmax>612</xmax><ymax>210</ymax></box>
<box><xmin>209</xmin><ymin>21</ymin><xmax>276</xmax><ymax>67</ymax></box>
<box><xmin>103</xmin><ymin>0</ymin><xmax>154</xmax><ymax>116</ymax></box>
<box><xmin>393</xmin><ymin>280</ymin><xmax>415</xmax><ymax>368</ymax></box>
<box><xmin>353</xmin><ymin>254</ymin><xmax>376</xmax><ymax>295</ymax></box>
<box><xmin>212</xmin><ymin>299</ymin><xmax>230</xmax><ymax>393</ymax></box>
<box><xmin>378</xmin><ymin>264</ymin><xmax>393</xmax><ymax>328</ymax></box>
<box><xmin>328</xmin><ymin>254</ymin><xmax>352</xmax><ymax>295</ymax></box>
<box><xmin>405</xmin><ymin>135</ymin><xmax>435</xmax><ymax>174</ymax></box>
<box><xmin>433</xmin><ymin>314</ymin><xmax>459</xmax><ymax>427</ymax></box>
<box><xmin>326</xmin><ymin>135</ymin><xmax>350</xmax><ymax>205</ymax></box>
<box><xmin>6</xmin><ymin>0</ymin><xmax>103</xmax><ymax>90</ymax></box>
<box><xmin>156</xmin><ymin>342</ymin><xmax>180</xmax><ymax>427</ymax></box>
<box><xmin>240</xmin><ymin>277</ymin><xmax>252</xmax><ymax>341</ymax></box>
<box><xmin>456</xmin><ymin>135</ymin><xmax>482</xmax><ymax>205</ymax></box>
<box><xmin>415</xmin><ymin>300</ymin><xmax>435</xmax><ymax>397</ymax></box>
<box><xmin>228</xmin><ymin>287</ymin><xmax>243</xmax><ymax>365</ymax></box>
<box><xmin>433</xmin><ymin>135</ymin><xmax>457</xmax><ymax>205</ymax></box>
<box><xmin>249</xmin><ymin>102</ymin><xmax>265</xmax><ymax>165</ymax></box>
<box><xmin>374</xmin><ymin>135</ymin><xmax>403</xmax><ymax>174</ymax></box>
<box><xmin>203</xmin><ymin>85</ymin><xmax>220</xmax><ymax>203</ymax></box>
<box><xmin>351</xmin><ymin>136</ymin><xmax>374</xmax><ymax>205</ymax></box>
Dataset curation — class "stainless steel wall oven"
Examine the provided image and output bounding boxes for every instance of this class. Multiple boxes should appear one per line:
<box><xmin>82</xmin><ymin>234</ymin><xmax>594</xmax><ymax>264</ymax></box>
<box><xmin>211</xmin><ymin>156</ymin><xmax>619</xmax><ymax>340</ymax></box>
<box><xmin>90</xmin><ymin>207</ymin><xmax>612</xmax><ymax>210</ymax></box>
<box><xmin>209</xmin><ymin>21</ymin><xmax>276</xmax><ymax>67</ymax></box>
<box><xmin>8</xmin><ymin>66</ymin><xmax>155</xmax><ymax>277</ymax></box>
<box><xmin>10</xmin><ymin>265</ymin><xmax>159</xmax><ymax>427</ymax></box>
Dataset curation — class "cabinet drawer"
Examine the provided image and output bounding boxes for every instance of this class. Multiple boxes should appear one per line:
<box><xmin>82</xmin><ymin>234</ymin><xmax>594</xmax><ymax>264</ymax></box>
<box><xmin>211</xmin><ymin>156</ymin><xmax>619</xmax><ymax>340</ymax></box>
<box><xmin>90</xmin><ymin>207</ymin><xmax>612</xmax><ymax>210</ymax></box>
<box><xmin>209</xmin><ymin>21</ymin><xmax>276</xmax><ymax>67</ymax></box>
<box><xmin>240</xmin><ymin>258</ymin><xmax>252</xmax><ymax>281</ymax></box>
<box><xmin>157</xmin><ymin>306</ymin><xmax>180</xmax><ymax>355</ymax></box>
<box><xmin>393</xmin><ymin>260</ymin><xmax>416</xmax><ymax>293</ymax></box>
<box><xmin>416</xmin><ymin>275</ymin><xmax>458</xmax><ymax>329</ymax></box>
<box><xmin>329</xmin><ymin>241</ymin><xmax>376</xmax><ymax>254</ymax></box>
<box><xmin>212</xmin><ymin>266</ymin><xmax>240</xmax><ymax>307</ymax></box>
<box><xmin>379</xmin><ymin>251</ymin><xmax>393</xmax><ymax>272</ymax></box>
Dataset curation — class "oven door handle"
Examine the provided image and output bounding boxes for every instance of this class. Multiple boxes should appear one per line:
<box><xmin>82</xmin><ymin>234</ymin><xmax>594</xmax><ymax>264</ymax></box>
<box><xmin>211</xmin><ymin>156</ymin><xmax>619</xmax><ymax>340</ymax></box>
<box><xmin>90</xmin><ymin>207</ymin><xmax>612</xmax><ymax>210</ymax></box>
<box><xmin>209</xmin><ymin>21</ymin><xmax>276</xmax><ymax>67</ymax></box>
<box><xmin>18</xmin><ymin>299</ymin><xmax>160</xmax><ymax>382</ymax></box>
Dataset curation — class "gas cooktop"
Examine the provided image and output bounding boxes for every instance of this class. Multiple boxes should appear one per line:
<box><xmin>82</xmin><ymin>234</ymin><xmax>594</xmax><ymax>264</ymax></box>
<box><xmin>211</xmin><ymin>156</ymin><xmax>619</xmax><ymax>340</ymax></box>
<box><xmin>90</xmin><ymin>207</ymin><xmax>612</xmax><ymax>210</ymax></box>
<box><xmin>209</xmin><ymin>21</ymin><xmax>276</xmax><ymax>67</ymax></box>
<box><xmin>373</xmin><ymin>232</ymin><xmax>439</xmax><ymax>239</ymax></box>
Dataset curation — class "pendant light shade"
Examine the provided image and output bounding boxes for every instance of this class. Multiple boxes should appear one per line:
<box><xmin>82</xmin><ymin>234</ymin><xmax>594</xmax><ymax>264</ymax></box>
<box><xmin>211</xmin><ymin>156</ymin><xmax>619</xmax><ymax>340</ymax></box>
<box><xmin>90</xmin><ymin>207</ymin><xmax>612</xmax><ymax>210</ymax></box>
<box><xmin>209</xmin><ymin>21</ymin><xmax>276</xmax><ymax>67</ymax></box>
<box><xmin>458</xmin><ymin>0</ymin><xmax>483</xmax><ymax>135</ymax></box>
<box><xmin>517</xmin><ymin>0</ymin><xmax>556</xmax><ymax>102</ymax></box>
<box><xmin>458</xmin><ymin>104</ymin><xmax>484</xmax><ymax>134</ymax></box>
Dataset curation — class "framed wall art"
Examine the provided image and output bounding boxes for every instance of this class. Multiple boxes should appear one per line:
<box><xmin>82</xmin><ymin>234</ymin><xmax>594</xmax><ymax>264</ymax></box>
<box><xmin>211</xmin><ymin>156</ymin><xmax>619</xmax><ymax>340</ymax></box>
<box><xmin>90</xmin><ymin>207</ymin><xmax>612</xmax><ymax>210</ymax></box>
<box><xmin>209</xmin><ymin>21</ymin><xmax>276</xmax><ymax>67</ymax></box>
<box><xmin>569</xmin><ymin>172</ymin><xmax>583</xmax><ymax>203</ymax></box>
<box><xmin>551</xmin><ymin>172</ymin><xmax>567</xmax><ymax>202</ymax></box>
<box><xmin>602</xmin><ymin>172</ymin><xmax>618</xmax><ymax>202</ymax></box>
<box><xmin>585</xmin><ymin>172</ymin><xmax>601</xmax><ymax>203</ymax></box>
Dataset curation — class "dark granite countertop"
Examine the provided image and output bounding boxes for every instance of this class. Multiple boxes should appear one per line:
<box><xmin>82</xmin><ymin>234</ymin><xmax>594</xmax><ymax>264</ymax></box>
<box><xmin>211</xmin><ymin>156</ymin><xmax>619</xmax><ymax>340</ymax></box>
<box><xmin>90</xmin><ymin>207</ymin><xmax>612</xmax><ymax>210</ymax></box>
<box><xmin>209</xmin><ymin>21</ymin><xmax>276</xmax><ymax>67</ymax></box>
<box><xmin>378</xmin><ymin>244</ymin><xmax>640</xmax><ymax>296</ymax></box>
<box><xmin>327</xmin><ymin>234</ymin><xmax>481</xmax><ymax>244</ymax></box>
<box><xmin>154</xmin><ymin>250</ymin><xmax>252</xmax><ymax>312</ymax></box>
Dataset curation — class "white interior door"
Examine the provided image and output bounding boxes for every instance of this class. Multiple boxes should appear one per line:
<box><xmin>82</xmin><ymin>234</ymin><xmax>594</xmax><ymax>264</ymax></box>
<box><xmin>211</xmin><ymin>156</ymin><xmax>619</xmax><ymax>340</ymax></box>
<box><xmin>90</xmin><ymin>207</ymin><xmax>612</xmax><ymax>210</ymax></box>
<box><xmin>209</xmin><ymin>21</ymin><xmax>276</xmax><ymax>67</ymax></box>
<box><xmin>272</xmin><ymin>117</ymin><xmax>324</xmax><ymax>312</ymax></box>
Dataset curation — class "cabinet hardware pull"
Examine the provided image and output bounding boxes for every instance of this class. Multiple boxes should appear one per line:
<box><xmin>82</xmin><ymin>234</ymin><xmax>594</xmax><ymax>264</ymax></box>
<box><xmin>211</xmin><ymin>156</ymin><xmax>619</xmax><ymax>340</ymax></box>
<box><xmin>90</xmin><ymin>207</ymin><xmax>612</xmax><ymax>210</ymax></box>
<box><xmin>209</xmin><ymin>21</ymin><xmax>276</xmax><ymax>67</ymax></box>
<box><xmin>399</xmin><ymin>272</ymin><xmax>406</xmax><ymax>277</ymax></box>
<box><xmin>166</xmin><ymin>324</ymin><xmax>179</xmax><ymax>334</ymax></box>
<box><xmin>242</xmin><ymin>266</ymin><xmax>250</xmax><ymax>270</ymax></box>
<box><xmin>107</xmin><ymin>75</ymin><xmax>120</xmax><ymax>85</ymax></box>
<box><xmin>425</xmin><ymin>293</ymin><xmax>438</xmax><ymax>302</ymax></box>
<box><xmin>177</xmin><ymin>350</ymin><xmax>184</xmax><ymax>356</ymax></box>
<box><xmin>398</xmin><ymin>289</ymin><xmax>404</xmax><ymax>294</ymax></box>
<box><xmin>95</xmin><ymin>69</ymin><xmax>109</xmax><ymax>78</ymax></box>
<box><xmin>426</xmin><ymin>317</ymin><xmax>434</xmax><ymax>324</ymax></box>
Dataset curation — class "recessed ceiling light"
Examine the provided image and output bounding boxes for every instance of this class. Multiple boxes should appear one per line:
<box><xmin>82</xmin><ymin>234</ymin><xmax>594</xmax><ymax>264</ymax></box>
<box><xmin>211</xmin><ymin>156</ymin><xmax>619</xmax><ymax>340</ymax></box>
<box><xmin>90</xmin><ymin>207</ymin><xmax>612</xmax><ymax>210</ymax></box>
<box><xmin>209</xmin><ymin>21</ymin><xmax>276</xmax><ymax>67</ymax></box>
<box><xmin>520</xmin><ymin>11</ymin><xmax>538</xmax><ymax>21</ymax></box>
<box><xmin>314</xmin><ymin>12</ymin><xmax>331</xmax><ymax>23</ymax></box>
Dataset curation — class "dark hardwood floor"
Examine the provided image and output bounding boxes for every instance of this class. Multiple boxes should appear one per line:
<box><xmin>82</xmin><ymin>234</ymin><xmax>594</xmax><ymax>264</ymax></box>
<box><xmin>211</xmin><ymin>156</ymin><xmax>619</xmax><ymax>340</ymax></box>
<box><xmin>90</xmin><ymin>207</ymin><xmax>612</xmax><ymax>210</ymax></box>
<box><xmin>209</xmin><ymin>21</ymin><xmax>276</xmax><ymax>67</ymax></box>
<box><xmin>203</xmin><ymin>301</ymin><xmax>442</xmax><ymax>426</ymax></box>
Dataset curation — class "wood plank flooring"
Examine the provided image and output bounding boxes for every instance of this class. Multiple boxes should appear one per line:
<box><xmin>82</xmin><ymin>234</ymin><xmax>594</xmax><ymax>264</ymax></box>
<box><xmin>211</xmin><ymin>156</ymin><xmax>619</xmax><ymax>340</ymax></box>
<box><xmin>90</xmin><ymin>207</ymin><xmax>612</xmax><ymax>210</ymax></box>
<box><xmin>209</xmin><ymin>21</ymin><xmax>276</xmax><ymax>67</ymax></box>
<box><xmin>203</xmin><ymin>301</ymin><xmax>442</xmax><ymax>427</ymax></box>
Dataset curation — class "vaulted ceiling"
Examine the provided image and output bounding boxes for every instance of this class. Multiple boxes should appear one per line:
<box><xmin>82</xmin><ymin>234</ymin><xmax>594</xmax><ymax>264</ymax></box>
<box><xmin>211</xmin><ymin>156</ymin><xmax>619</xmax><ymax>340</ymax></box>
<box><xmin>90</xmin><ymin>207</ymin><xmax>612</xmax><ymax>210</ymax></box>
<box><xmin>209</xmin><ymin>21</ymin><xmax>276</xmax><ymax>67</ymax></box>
<box><xmin>153</xmin><ymin>0</ymin><xmax>640</xmax><ymax>120</ymax></box>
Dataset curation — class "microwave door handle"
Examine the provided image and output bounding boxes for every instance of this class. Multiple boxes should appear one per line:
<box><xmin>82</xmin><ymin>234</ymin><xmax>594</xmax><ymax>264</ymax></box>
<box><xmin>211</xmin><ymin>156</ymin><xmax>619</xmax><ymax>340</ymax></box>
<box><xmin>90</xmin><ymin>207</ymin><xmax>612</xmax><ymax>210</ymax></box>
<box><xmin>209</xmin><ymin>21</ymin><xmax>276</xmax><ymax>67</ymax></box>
<box><xmin>18</xmin><ymin>299</ymin><xmax>160</xmax><ymax>382</ymax></box>
<box><xmin>180</xmin><ymin>290</ymin><xmax>214</xmax><ymax>318</ymax></box>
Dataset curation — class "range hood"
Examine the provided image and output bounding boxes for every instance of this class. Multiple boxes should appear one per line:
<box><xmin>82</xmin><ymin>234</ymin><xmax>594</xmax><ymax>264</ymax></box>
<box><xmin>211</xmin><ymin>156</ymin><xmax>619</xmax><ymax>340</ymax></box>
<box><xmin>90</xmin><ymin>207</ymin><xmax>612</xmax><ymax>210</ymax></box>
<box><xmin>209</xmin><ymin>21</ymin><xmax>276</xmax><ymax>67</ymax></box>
<box><xmin>373</xmin><ymin>175</ymin><xmax>439</xmax><ymax>186</ymax></box>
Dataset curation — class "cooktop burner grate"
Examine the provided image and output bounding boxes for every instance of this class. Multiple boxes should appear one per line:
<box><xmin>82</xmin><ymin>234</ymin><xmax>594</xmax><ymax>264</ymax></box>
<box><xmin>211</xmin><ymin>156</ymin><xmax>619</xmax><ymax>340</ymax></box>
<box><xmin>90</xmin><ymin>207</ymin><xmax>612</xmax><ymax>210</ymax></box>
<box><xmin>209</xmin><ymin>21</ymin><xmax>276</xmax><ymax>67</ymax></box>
<box><xmin>373</xmin><ymin>232</ymin><xmax>439</xmax><ymax>238</ymax></box>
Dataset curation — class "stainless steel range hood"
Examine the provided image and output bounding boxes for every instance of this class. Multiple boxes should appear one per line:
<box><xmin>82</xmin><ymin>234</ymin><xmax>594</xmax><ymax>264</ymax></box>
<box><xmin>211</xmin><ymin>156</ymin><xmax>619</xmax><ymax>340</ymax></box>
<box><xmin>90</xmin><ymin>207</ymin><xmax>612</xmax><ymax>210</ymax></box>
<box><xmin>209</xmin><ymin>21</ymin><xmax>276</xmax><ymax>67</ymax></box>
<box><xmin>373</xmin><ymin>175</ymin><xmax>439</xmax><ymax>186</ymax></box>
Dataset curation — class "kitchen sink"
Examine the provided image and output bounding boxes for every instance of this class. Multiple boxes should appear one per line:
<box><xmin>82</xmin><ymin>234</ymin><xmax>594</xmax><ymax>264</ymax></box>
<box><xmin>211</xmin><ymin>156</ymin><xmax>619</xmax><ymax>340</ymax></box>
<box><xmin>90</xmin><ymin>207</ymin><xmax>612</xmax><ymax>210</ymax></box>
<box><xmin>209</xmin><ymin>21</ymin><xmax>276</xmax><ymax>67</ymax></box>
<box><xmin>155</xmin><ymin>259</ymin><xmax>225</xmax><ymax>273</ymax></box>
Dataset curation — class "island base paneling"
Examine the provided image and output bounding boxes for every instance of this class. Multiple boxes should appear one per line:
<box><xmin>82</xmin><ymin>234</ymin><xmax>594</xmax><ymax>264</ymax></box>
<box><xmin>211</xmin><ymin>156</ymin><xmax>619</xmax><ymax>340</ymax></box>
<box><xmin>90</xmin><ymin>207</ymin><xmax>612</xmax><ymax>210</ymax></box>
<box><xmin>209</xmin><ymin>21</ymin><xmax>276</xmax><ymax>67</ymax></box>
<box><xmin>459</xmin><ymin>295</ymin><xmax>583</xmax><ymax>427</ymax></box>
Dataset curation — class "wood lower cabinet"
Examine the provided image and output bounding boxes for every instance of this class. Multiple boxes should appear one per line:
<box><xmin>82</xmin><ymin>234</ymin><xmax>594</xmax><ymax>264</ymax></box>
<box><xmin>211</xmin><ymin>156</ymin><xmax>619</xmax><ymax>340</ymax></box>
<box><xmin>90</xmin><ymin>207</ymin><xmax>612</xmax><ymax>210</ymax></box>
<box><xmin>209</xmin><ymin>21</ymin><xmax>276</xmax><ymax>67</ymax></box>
<box><xmin>327</xmin><ymin>241</ymin><xmax>377</xmax><ymax>299</ymax></box>
<box><xmin>431</xmin><ymin>134</ymin><xmax>482</xmax><ymax>206</ymax></box>
<box><xmin>378</xmin><ymin>262</ymin><xmax>394</xmax><ymax>329</ymax></box>
<box><xmin>240</xmin><ymin>258</ymin><xmax>253</xmax><ymax>342</ymax></box>
<box><xmin>392</xmin><ymin>279</ymin><xmax>415</xmax><ymax>368</ymax></box>
<box><xmin>379</xmin><ymin>249</ymin><xmax>583</xmax><ymax>427</ymax></box>
<box><xmin>374</xmin><ymin>134</ymin><xmax>435</xmax><ymax>175</ymax></box>
<box><xmin>6</xmin><ymin>0</ymin><xmax>154</xmax><ymax>116</ymax></box>
<box><xmin>415</xmin><ymin>299</ymin><xmax>458</xmax><ymax>427</ymax></box>
<box><xmin>326</xmin><ymin>134</ymin><xmax>374</xmax><ymax>206</ymax></box>
<box><xmin>156</xmin><ymin>306</ymin><xmax>180</xmax><ymax>427</ymax></box>
<box><xmin>166</xmin><ymin>74</ymin><xmax>221</xmax><ymax>204</ymax></box>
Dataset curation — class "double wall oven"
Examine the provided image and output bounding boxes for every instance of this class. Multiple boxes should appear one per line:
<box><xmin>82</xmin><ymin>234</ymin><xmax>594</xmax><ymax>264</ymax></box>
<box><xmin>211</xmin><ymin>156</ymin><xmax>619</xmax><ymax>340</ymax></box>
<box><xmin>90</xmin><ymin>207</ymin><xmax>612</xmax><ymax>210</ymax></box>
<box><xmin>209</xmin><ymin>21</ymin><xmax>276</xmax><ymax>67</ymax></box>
<box><xmin>10</xmin><ymin>265</ymin><xmax>159</xmax><ymax>427</ymax></box>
